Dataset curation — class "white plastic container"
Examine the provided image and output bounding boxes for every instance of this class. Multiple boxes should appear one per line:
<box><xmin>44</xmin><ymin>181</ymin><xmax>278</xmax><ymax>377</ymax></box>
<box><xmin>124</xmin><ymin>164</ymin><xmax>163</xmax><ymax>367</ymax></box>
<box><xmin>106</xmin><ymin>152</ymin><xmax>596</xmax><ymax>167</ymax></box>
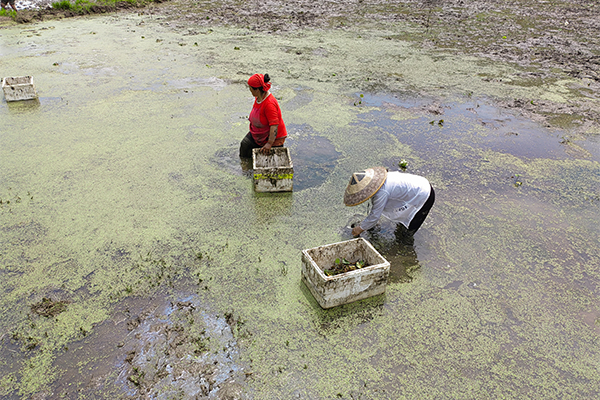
<box><xmin>252</xmin><ymin>147</ymin><xmax>293</xmax><ymax>192</ymax></box>
<box><xmin>2</xmin><ymin>76</ymin><xmax>38</xmax><ymax>102</ymax></box>
<box><xmin>301</xmin><ymin>238</ymin><xmax>390</xmax><ymax>309</ymax></box>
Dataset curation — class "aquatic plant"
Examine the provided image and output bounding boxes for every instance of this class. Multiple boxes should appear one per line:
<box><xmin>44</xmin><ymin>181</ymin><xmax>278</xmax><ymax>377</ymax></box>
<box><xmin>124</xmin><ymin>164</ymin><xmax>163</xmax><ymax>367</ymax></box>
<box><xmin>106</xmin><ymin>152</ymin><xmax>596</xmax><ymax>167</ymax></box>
<box><xmin>51</xmin><ymin>0</ymin><xmax>72</xmax><ymax>9</ymax></box>
<box><xmin>324</xmin><ymin>258</ymin><xmax>369</xmax><ymax>276</ymax></box>
<box><xmin>50</xmin><ymin>0</ymin><xmax>149</xmax><ymax>13</ymax></box>
<box><xmin>0</xmin><ymin>8</ymin><xmax>17</xmax><ymax>17</ymax></box>
<box><xmin>30</xmin><ymin>298</ymin><xmax>69</xmax><ymax>318</ymax></box>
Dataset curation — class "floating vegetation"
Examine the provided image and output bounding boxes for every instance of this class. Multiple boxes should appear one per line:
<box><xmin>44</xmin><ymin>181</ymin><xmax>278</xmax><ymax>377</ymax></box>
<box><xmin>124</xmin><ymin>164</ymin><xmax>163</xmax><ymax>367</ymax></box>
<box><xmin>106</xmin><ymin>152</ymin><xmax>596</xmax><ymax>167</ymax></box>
<box><xmin>0</xmin><ymin>189</ymin><xmax>33</xmax><ymax>211</ymax></box>
<box><xmin>323</xmin><ymin>258</ymin><xmax>370</xmax><ymax>276</ymax></box>
<box><xmin>398</xmin><ymin>159</ymin><xmax>408</xmax><ymax>170</ymax></box>
<box><xmin>353</xmin><ymin>93</ymin><xmax>364</xmax><ymax>106</ymax></box>
<box><xmin>510</xmin><ymin>174</ymin><xmax>523</xmax><ymax>187</ymax></box>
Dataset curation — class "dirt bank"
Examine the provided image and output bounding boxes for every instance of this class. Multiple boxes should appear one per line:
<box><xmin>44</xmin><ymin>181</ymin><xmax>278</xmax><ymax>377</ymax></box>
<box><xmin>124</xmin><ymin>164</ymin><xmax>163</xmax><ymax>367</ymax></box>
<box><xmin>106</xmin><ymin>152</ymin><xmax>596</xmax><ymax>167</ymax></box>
<box><xmin>5</xmin><ymin>0</ymin><xmax>599</xmax><ymax>91</ymax></box>
<box><xmin>167</xmin><ymin>0</ymin><xmax>600</xmax><ymax>79</ymax></box>
<box><xmin>6</xmin><ymin>0</ymin><xmax>600</xmax><ymax>78</ymax></box>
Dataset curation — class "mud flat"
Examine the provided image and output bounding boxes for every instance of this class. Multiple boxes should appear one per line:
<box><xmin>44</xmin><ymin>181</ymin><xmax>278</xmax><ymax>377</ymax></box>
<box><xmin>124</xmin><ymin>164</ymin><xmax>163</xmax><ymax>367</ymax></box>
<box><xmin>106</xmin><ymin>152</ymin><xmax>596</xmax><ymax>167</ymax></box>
<box><xmin>1</xmin><ymin>1</ymin><xmax>599</xmax><ymax>399</ymax></box>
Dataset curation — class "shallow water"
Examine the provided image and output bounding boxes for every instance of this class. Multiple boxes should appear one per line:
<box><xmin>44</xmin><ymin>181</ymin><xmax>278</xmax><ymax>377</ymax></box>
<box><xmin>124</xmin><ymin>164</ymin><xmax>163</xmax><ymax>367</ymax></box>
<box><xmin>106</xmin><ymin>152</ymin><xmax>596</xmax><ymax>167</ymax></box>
<box><xmin>1</xmin><ymin>12</ymin><xmax>599</xmax><ymax>399</ymax></box>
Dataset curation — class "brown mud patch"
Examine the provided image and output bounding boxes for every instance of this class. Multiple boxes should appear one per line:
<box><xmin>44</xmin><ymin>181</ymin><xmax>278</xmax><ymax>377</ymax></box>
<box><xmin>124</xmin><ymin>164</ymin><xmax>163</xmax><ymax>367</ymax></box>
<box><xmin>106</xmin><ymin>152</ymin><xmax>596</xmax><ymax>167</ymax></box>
<box><xmin>47</xmin><ymin>293</ymin><xmax>251</xmax><ymax>399</ymax></box>
<box><xmin>30</xmin><ymin>298</ymin><xmax>69</xmax><ymax>318</ymax></box>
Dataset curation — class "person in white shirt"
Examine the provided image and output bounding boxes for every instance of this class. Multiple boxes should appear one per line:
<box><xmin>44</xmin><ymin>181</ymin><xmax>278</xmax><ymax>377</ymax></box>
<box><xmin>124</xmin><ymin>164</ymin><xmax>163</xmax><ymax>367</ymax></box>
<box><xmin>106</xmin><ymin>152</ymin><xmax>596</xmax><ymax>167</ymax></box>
<box><xmin>344</xmin><ymin>167</ymin><xmax>435</xmax><ymax>238</ymax></box>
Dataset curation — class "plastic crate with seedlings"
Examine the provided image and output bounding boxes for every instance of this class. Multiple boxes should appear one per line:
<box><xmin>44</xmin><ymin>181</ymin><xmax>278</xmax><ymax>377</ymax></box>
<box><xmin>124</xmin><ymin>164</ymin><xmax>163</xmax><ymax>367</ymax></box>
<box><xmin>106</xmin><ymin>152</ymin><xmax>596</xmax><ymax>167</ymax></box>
<box><xmin>252</xmin><ymin>147</ymin><xmax>293</xmax><ymax>192</ymax></box>
<box><xmin>301</xmin><ymin>238</ymin><xmax>390</xmax><ymax>309</ymax></box>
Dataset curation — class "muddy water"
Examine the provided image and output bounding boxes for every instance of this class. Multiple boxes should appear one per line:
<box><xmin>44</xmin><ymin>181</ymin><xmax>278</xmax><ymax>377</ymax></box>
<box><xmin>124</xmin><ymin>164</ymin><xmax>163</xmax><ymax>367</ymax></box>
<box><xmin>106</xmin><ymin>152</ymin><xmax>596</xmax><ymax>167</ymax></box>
<box><xmin>1</xmin><ymin>11</ymin><xmax>599</xmax><ymax>399</ymax></box>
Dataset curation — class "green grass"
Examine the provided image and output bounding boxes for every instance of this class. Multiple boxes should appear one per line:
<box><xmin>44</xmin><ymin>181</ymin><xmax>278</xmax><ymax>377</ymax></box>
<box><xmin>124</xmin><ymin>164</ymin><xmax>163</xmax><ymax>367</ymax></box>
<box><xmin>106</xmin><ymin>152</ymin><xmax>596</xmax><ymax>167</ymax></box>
<box><xmin>0</xmin><ymin>8</ymin><xmax>17</xmax><ymax>17</ymax></box>
<box><xmin>51</xmin><ymin>0</ymin><xmax>73</xmax><ymax>9</ymax></box>
<box><xmin>50</xmin><ymin>0</ymin><xmax>150</xmax><ymax>13</ymax></box>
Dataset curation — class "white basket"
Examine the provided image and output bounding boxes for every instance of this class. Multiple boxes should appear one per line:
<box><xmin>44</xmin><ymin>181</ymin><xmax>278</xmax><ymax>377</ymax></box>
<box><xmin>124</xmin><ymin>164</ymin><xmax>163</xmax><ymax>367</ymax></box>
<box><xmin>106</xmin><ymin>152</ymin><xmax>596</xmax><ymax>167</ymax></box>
<box><xmin>2</xmin><ymin>76</ymin><xmax>38</xmax><ymax>102</ymax></box>
<box><xmin>252</xmin><ymin>147</ymin><xmax>293</xmax><ymax>192</ymax></box>
<box><xmin>301</xmin><ymin>238</ymin><xmax>390</xmax><ymax>309</ymax></box>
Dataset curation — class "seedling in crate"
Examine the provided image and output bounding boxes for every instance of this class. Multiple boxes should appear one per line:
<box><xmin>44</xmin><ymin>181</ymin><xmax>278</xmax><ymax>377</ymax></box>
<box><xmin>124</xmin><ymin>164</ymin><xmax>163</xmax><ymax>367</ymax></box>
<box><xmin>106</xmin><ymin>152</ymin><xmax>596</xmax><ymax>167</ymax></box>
<box><xmin>324</xmin><ymin>258</ymin><xmax>369</xmax><ymax>276</ymax></box>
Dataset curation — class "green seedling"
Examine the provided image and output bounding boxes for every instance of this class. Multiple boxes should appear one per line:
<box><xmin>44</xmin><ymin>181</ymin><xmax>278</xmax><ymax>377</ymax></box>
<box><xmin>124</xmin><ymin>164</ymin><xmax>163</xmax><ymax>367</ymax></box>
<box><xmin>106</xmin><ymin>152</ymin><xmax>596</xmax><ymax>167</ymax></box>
<box><xmin>325</xmin><ymin>258</ymin><xmax>369</xmax><ymax>276</ymax></box>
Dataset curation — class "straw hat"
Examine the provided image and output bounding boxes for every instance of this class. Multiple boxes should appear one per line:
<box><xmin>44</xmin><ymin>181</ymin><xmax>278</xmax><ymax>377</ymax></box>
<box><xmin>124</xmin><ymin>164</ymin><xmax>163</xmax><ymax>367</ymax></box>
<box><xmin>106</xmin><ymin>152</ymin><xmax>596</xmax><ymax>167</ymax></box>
<box><xmin>343</xmin><ymin>167</ymin><xmax>388</xmax><ymax>206</ymax></box>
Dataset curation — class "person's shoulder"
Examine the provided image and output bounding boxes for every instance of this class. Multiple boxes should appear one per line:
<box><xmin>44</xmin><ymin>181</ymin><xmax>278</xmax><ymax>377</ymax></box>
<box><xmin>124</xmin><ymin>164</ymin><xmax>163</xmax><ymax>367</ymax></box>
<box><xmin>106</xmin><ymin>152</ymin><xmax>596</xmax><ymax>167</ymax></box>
<box><xmin>265</xmin><ymin>93</ymin><xmax>280</xmax><ymax>104</ymax></box>
<box><xmin>386</xmin><ymin>171</ymin><xmax>404</xmax><ymax>182</ymax></box>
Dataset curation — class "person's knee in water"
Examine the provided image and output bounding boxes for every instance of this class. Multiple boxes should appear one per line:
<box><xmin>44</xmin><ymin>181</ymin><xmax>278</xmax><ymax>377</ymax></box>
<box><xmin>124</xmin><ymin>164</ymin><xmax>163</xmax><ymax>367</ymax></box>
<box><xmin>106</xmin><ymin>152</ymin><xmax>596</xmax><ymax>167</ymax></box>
<box><xmin>239</xmin><ymin>132</ymin><xmax>258</xmax><ymax>159</ymax></box>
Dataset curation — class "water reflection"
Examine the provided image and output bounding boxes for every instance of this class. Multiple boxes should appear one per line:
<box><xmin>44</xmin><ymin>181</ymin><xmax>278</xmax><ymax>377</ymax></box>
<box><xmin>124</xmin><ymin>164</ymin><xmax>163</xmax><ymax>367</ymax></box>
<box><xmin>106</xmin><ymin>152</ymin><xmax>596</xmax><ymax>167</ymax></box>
<box><xmin>355</xmin><ymin>93</ymin><xmax>590</xmax><ymax>161</ymax></box>
<box><xmin>284</xmin><ymin>86</ymin><xmax>314</xmax><ymax>111</ymax></box>
<box><xmin>299</xmin><ymin>280</ymin><xmax>387</xmax><ymax>332</ymax></box>
<box><xmin>4</xmin><ymin>97</ymin><xmax>41</xmax><ymax>113</ymax></box>
<box><xmin>284</xmin><ymin>128</ymin><xmax>340</xmax><ymax>191</ymax></box>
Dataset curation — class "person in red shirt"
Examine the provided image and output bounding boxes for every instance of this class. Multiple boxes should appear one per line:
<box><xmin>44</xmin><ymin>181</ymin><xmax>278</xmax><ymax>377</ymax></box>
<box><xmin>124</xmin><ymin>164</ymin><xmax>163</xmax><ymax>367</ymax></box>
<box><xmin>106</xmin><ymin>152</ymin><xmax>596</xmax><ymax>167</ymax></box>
<box><xmin>239</xmin><ymin>73</ymin><xmax>287</xmax><ymax>158</ymax></box>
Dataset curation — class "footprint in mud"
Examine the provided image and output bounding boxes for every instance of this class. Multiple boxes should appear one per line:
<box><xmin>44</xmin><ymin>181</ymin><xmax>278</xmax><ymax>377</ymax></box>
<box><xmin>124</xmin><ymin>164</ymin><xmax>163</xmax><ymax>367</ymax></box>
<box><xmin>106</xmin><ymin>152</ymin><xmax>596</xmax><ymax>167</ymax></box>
<box><xmin>213</xmin><ymin>124</ymin><xmax>341</xmax><ymax>191</ymax></box>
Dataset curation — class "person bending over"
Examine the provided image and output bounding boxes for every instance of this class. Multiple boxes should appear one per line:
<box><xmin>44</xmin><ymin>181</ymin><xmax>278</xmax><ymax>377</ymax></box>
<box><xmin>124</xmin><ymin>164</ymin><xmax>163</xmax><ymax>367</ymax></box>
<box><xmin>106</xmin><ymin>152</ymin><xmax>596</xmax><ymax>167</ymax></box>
<box><xmin>344</xmin><ymin>167</ymin><xmax>435</xmax><ymax>238</ymax></box>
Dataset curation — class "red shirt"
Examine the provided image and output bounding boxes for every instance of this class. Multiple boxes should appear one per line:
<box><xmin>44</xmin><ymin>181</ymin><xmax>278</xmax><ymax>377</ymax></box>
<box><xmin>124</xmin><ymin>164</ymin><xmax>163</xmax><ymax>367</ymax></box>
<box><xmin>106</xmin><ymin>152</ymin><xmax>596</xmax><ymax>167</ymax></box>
<box><xmin>249</xmin><ymin>93</ymin><xmax>287</xmax><ymax>146</ymax></box>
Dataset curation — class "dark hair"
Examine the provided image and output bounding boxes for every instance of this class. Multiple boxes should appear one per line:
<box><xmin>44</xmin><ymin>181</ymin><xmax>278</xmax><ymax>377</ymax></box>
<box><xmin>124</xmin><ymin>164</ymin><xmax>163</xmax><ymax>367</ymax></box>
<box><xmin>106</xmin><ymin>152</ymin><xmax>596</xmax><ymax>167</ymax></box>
<box><xmin>251</xmin><ymin>74</ymin><xmax>271</xmax><ymax>93</ymax></box>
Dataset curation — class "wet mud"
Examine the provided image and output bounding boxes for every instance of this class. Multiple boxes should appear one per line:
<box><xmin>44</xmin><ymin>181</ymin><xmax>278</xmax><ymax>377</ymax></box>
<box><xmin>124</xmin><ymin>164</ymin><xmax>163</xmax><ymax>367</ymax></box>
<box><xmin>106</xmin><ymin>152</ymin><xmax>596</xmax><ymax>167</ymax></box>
<box><xmin>155</xmin><ymin>0</ymin><xmax>600</xmax><ymax>131</ymax></box>
<box><xmin>1</xmin><ymin>1</ymin><xmax>599</xmax><ymax>399</ymax></box>
<box><xmin>49</xmin><ymin>293</ymin><xmax>249</xmax><ymax>399</ymax></box>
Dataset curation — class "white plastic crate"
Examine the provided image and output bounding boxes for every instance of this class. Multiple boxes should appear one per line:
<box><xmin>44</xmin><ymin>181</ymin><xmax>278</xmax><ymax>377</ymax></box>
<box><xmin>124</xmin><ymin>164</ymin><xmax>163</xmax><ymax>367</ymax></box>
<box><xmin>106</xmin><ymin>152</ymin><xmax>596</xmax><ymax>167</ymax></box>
<box><xmin>2</xmin><ymin>76</ymin><xmax>38</xmax><ymax>102</ymax></box>
<box><xmin>252</xmin><ymin>147</ymin><xmax>293</xmax><ymax>192</ymax></box>
<box><xmin>301</xmin><ymin>238</ymin><xmax>390</xmax><ymax>309</ymax></box>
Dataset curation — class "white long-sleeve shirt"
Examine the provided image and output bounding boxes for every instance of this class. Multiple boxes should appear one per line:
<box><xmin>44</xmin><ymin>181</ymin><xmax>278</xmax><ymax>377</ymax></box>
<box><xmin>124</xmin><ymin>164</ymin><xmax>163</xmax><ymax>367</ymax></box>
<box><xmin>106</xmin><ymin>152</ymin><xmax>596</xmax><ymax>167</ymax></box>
<box><xmin>360</xmin><ymin>172</ymin><xmax>431</xmax><ymax>231</ymax></box>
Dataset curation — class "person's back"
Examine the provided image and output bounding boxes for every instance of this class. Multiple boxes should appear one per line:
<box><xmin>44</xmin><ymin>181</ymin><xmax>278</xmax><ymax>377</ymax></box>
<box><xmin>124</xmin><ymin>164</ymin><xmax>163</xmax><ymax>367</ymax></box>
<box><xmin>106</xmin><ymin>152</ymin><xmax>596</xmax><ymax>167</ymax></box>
<box><xmin>344</xmin><ymin>167</ymin><xmax>435</xmax><ymax>237</ymax></box>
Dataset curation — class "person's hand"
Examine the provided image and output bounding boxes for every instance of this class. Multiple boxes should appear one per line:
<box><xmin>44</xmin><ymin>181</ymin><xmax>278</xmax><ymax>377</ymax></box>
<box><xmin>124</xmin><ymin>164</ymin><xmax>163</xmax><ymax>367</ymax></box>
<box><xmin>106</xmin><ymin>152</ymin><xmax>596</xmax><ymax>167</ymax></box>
<box><xmin>260</xmin><ymin>143</ymin><xmax>273</xmax><ymax>154</ymax></box>
<box><xmin>352</xmin><ymin>226</ymin><xmax>364</xmax><ymax>237</ymax></box>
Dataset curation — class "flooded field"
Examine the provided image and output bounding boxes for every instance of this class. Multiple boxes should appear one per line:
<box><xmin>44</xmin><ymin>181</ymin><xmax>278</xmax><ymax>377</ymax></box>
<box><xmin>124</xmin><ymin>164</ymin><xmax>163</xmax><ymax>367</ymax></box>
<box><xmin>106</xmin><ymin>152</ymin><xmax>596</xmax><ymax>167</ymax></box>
<box><xmin>1</xmin><ymin>3</ymin><xmax>599</xmax><ymax>399</ymax></box>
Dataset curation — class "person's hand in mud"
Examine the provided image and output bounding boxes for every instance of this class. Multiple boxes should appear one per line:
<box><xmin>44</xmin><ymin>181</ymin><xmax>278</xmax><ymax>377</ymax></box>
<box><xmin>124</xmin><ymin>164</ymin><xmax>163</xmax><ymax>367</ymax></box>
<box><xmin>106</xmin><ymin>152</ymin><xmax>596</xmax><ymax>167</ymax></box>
<box><xmin>352</xmin><ymin>225</ymin><xmax>364</xmax><ymax>237</ymax></box>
